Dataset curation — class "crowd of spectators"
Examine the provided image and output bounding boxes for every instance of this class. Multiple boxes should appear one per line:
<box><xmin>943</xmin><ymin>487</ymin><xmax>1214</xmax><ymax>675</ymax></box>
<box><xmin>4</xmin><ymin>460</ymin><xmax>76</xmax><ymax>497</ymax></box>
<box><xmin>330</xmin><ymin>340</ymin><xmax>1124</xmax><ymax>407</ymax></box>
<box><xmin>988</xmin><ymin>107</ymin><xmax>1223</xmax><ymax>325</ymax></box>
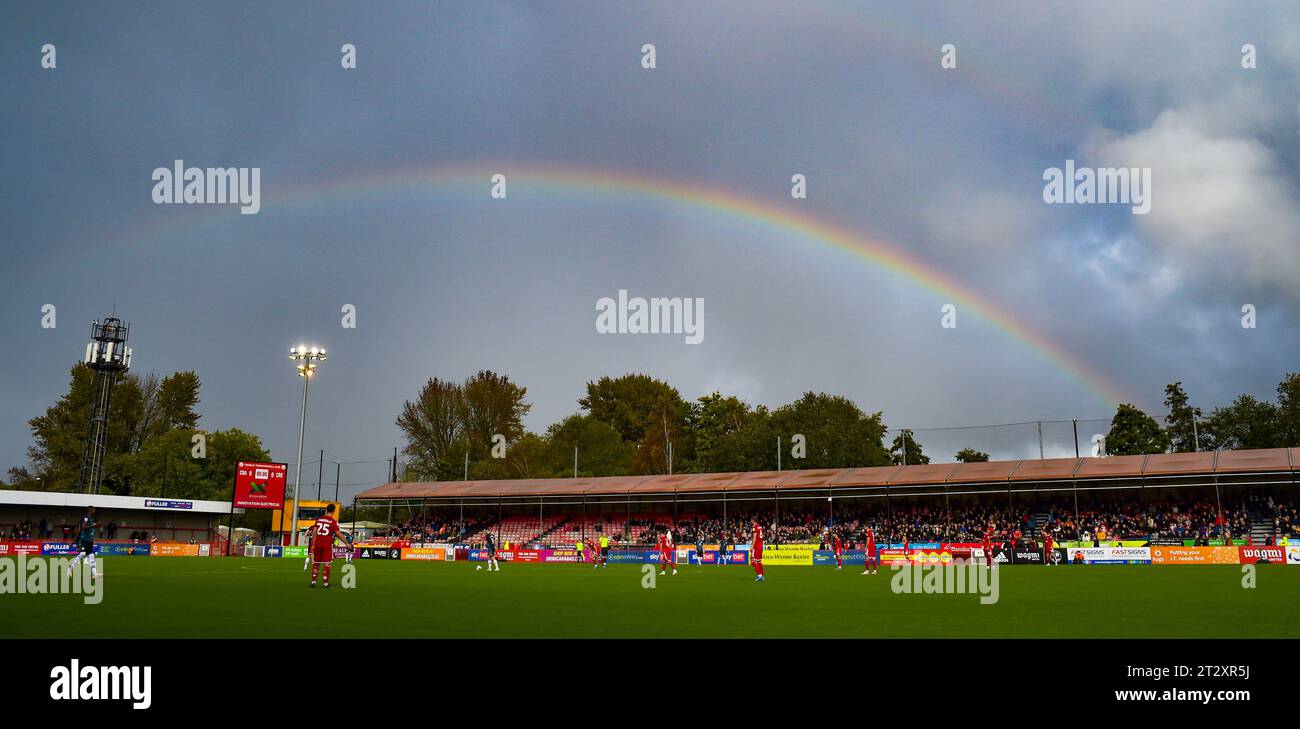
<box><xmin>615</xmin><ymin>495</ymin><xmax>1298</xmax><ymax>547</ymax></box>
<box><xmin>7</xmin><ymin>520</ymin><xmax>34</xmax><ymax>541</ymax></box>
<box><xmin>1256</xmin><ymin>493</ymin><xmax>1300</xmax><ymax>542</ymax></box>
<box><xmin>372</xmin><ymin>510</ymin><xmax>493</xmax><ymax>542</ymax></box>
<box><xmin>1046</xmin><ymin>499</ymin><xmax>1252</xmax><ymax>543</ymax></box>
<box><xmin>361</xmin><ymin>492</ymin><xmax>1300</xmax><ymax>548</ymax></box>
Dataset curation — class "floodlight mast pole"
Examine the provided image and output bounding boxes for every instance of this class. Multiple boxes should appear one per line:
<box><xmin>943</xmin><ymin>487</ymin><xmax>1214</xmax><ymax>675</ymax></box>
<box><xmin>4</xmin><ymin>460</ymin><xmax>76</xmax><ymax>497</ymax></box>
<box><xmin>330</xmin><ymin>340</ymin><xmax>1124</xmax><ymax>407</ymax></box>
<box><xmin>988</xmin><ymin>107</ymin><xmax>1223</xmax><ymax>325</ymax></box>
<box><xmin>292</xmin><ymin>365</ymin><xmax>309</xmax><ymax>545</ymax></box>
<box><xmin>289</xmin><ymin>345</ymin><xmax>326</xmax><ymax>546</ymax></box>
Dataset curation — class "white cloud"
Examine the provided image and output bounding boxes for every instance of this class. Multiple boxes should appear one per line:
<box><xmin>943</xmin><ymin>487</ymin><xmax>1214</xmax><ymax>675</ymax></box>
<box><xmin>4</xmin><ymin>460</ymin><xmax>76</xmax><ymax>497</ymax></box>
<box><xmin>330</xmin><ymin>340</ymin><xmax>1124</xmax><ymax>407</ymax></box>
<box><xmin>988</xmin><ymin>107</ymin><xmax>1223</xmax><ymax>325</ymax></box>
<box><xmin>1083</xmin><ymin>105</ymin><xmax>1300</xmax><ymax>295</ymax></box>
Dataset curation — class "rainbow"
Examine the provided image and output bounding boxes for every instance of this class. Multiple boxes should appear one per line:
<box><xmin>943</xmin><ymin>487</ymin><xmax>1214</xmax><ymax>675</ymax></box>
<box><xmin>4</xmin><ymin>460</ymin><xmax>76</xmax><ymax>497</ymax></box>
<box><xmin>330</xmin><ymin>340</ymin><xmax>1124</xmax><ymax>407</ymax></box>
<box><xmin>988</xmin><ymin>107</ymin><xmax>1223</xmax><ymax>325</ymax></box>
<box><xmin>124</xmin><ymin>162</ymin><xmax>1126</xmax><ymax>406</ymax></box>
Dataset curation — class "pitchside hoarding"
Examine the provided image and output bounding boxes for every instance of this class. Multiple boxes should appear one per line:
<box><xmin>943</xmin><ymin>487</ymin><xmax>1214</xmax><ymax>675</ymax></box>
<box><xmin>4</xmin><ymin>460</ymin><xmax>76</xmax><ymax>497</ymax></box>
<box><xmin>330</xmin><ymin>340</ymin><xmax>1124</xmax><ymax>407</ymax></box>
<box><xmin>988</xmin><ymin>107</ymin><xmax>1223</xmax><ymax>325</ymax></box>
<box><xmin>233</xmin><ymin>461</ymin><xmax>288</xmax><ymax>509</ymax></box>
<box><xmin>813</xmin><ymin>550</ymin><xmax>865</xmax><ymax>565</ymax></box>
<box><xmin>758</xmin><ymin>544</ymin><xmax>818</xmax><ymax>565</ymax></box>
<box><xmin>150</xmin><ymin>543</ymin><xmax>201</xmax><ymax>557</ymax></box>
<box><xmin>465</xmin><ymin>548</ymin><xmax>585</xmax><ymax>563</ymax></box>
<box><xmin>1149</xmin><ymin>546</ymin><xmax>1239</xmax><ymax>564</ymax></box>
<box><xmin>1238</xmin><ymin>546</ymin><xmax>1285</xmax><ymax>564</ymax></box>
<box><xmin>98</xmin><ymin>543</ymin><xmax>150</xmax><ymax>556</ymax></box>
<box><xmin>400</xmin><ymin>547</ymin><xmax>447</xmax><ymax>561</ymax></box>
<box><xmin>1065</xmin><ymin>546</ymin><xmax>1152</xmax><ymax>564</ymax></box>
<box><xmin>685</xmin><ymin>549</ymin><xmax>750</xmax><ymax>565</ymax></box>
<box><xmin>0</xmin><ymin>542</ymin><xmax>42</xmax><ymax>556</ymax></box>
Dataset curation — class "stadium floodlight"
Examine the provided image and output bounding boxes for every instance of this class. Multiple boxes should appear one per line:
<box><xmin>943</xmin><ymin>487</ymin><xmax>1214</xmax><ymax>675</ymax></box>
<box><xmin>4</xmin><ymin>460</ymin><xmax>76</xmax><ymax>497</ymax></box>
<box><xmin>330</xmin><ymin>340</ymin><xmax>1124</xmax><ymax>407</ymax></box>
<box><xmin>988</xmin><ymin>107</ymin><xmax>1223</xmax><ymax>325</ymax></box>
<box><xmin>288</xmin><ymin>344</ymin><xmax>327</xmax><ymax>545</ymax></box>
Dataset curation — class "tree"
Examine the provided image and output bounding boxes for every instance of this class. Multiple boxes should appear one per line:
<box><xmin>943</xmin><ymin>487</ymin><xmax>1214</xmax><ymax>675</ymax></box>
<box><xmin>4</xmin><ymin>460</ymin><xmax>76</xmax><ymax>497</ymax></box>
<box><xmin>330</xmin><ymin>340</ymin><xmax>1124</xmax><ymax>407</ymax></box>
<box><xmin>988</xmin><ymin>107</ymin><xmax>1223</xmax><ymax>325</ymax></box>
<box><xmin>25</xmin><ymin>365</ymin><xmax>144</xmax><ymax>493</ymax></box>
<box><xmin>4</xmin><ymin>467</ymin><xmax>41</xmax><ymax>491</ymax></box>
<box><xmin>544</xmin><ymin>414</ymin><xmax>634</xmax><ymax>477</ymax></box>
<box><xmin>461</xmin><ymin>370</ymin><xmax>531</xmax><ymax>460</ymax></box>
<box><xmin>890</xmin><ymin>429</ymin><xmax>929</xmax><ymax>465</ymax></box>
<box><xmin>635</xmin><ymin>391</ymin><xmax>689</xmax><ymax>474</ymax></box>
<box><xmin>1163</xmin><ymin>381</ymin><xmax>1202</xmax><ymax>452</ymax></box>
<box><xmin>396</xmin><ymin>377</ymin><xmax>467</xmax><ymax>481</ymax></box>
<box><xmin>955</xmin><ymin>447</ymin><xmax>989</xmax><ymax>463</ymax></box>
<box><xmin>688</xmin><ymin>393</ymin><xmax>759</xmax><ymax>472</ymax></box>
<box><xmin>1105</xmin><ymin>404</ymin><xmax>1169</xmax><ymax>455</ymax></box>
<box><xmin>134</xmin><ymin>372</ymin><xmax>163</xmax><ymax>449</ymax></box>
<box><xmin>1200</xmin><ymin>395</ymin><xmax>1279</xmax><ymax>451</ymax></box>
<box><xmin>117</xmin><ymin>429</ymin><xmax>205</xmax><ymax>498</ymax></box>
<box><xmin>155</xmin><ymin>371</ymin><xmax>201</xmax><ymax>431</ymax></box>
<box><xmin>13</xmin><ymin>363</ymin><xmax>273</xmax><ymax>504</ymax></box>
<box><xmin>502</xmin><ymin>432</ymin><xmax>549</xmax><ymax>479</ymax></box>
<box><xmin>579</xmin><ymin>374</ymin><xmax>690</xmax><ymax>474</ymax></box>
<box><xmin>1275</xmin><ymin>372</ymin><xmax>1300</xmax><ymax>447</ymax></box>
<box><xmin>580</xmin><ymin>374</ymin><xmax>686</xmax><ymax>444</ymax></box>
<box><xmin>769</xmin><ymin>392</ymin><xmax>890</xmax><ymax>469</ymax></box>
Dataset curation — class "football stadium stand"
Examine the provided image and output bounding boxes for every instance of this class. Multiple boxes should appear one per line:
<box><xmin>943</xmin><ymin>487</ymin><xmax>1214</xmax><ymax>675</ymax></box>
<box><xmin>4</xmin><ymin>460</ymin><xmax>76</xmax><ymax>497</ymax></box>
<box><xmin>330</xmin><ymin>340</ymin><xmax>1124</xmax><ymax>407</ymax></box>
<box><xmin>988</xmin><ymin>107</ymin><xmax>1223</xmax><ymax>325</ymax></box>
<box><xmin>355</xmin><ymin>447</ymin><xmax>1300</xmax><ymax>548</ymax></box>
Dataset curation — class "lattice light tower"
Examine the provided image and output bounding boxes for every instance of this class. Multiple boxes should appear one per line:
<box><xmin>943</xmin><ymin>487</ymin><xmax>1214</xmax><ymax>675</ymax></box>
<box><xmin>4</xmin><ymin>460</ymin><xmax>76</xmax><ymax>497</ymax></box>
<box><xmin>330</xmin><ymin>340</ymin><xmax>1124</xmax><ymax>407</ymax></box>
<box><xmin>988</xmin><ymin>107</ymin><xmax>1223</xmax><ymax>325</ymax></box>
<box><xmin>77</xmin><ymin>316</ymin><xmax>133</xmax><ymax>494</ymax></box>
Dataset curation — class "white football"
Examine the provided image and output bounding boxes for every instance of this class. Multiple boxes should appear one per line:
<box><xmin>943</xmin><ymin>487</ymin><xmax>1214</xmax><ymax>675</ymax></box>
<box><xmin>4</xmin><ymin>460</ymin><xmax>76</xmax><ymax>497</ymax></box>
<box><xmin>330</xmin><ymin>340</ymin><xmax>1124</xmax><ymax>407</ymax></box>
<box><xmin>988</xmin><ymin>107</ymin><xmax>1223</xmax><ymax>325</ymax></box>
<box><xmin>476</xmin><ymin>565</ymin><xmax>482</xmax><ymax>571</ymax></box>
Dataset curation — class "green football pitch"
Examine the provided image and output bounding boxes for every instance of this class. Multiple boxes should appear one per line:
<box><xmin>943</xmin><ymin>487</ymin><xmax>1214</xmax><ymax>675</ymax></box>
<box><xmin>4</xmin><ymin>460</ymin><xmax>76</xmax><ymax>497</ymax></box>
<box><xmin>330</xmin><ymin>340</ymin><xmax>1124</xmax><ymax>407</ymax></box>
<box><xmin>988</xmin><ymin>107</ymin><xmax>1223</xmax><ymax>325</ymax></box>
<box><xmin>1</xmin><ymin>557</ymin><xmax>1296</xmax><ymax>638</ymax></box>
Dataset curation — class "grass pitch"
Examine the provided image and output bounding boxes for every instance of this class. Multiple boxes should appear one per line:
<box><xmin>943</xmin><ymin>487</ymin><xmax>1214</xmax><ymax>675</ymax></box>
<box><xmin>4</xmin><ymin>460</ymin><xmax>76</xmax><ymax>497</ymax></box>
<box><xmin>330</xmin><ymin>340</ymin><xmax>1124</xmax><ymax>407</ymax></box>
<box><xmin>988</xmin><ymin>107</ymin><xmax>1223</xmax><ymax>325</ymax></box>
<box><xmin>1</xmin><ymin>557</ymin><xmax>1295</xmax><ymax>638</ymax></box>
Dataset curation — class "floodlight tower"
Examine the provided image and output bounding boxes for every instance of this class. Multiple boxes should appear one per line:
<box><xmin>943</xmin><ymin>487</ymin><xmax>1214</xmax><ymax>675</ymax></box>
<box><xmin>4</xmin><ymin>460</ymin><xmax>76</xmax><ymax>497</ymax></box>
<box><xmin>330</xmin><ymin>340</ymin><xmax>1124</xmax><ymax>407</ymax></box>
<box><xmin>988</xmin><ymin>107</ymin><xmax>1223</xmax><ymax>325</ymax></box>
<box><xmin>77</xmin><ymin>316</ymin><xmax>132</xmax><ymax>494</ymax></box>
<box><xmin>289</xmin><ymin>345</ymin><xmax>326</xmax><ymax>545</ymax></box>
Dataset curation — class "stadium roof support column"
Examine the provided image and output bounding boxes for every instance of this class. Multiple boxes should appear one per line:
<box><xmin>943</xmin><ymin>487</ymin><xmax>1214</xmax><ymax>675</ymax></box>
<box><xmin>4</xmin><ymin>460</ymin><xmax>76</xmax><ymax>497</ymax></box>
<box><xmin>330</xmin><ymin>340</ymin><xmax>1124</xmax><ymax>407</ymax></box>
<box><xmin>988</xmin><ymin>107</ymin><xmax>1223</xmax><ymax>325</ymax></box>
<box><xmin>773</xmin><ymin>488</ymin><xmax>779</xmax><ymax>546</ymax></box>
<box><xmin>944</xmin><ymin>484</ymin><xmax>950</xmax><ymax>534</ymax></box>
<box><xmin>1214</xmin><ymin>475</ymin><xmax>1222</xmax><ymax>531</ymax></box>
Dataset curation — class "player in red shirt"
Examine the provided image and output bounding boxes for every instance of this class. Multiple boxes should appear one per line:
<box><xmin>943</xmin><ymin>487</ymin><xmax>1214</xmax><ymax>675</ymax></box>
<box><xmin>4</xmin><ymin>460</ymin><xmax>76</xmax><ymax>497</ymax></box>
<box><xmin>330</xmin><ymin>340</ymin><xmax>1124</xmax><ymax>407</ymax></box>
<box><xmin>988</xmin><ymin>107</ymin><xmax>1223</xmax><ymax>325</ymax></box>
<box><xmin>657</xmin><ymin>532</ymin><xmax>677</xmax><ymax>576</ymax></box>
<box><xmin>861</xmin><ymin>527</ymin><xmax>878</xmax><ymax>575</ymax></box>
<box><xmin>1043</xmin><ymin>527</ymin><xmax>1055</xmax><ymax>566</ymax></box>
<box><xmin>666</xmin><ymin>528</ymin><xmax>677</xmax><ymax>574</ymax></box>
<box><xmin>832</xmin><ymin>531</ymin><xmax>844</xmax><ymax>570</ymax></box>
<box><xmin>982</xmin><ymin>527</ymin><xmax>994</xmax><ymax>570</ymax></box>
<box><xmin>751</xmin><ymin>521</ymin><xmax>765</xmax><ymax>582</ymax></box>
<box><xmin>309</xmin><ymin>504</ymin><xmax>351</xmax><ymax>588</ymax></box>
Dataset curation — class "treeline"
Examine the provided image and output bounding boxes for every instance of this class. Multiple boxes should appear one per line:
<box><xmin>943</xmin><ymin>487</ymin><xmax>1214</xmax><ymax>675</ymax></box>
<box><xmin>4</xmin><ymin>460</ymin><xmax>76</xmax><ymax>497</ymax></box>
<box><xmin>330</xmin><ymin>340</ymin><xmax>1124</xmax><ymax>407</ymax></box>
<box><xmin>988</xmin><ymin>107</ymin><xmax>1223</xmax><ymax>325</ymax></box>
<box><xmin>396</xmin><ymin>372</ymin><xmax>981</xmax><ymax>482</ymax></box>
<box><xmin>1105</xmin><ymin>374</ymin><xmax>1300</xmax><ymax>455</ymax></box>
<box><xmin>398</xmin><ymin>371</ymin><xmax>1300</xmax><ymax>481</ymax></box>
<box><xmin>5</xmin><ymin>365</ymin><xmax>270</xmax><ymax>504</ymax></box>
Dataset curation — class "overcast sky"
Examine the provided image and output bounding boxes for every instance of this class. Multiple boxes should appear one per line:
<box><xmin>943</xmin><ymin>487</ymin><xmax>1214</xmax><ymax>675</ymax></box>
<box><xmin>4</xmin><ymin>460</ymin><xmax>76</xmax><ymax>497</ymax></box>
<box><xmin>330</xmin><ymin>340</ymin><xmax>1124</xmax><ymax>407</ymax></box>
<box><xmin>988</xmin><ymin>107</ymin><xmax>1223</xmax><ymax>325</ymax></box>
<box><xmin>2</xmin><ymin>1</ymin><xmax>1298</xmax><ymax>498</ymax></box>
